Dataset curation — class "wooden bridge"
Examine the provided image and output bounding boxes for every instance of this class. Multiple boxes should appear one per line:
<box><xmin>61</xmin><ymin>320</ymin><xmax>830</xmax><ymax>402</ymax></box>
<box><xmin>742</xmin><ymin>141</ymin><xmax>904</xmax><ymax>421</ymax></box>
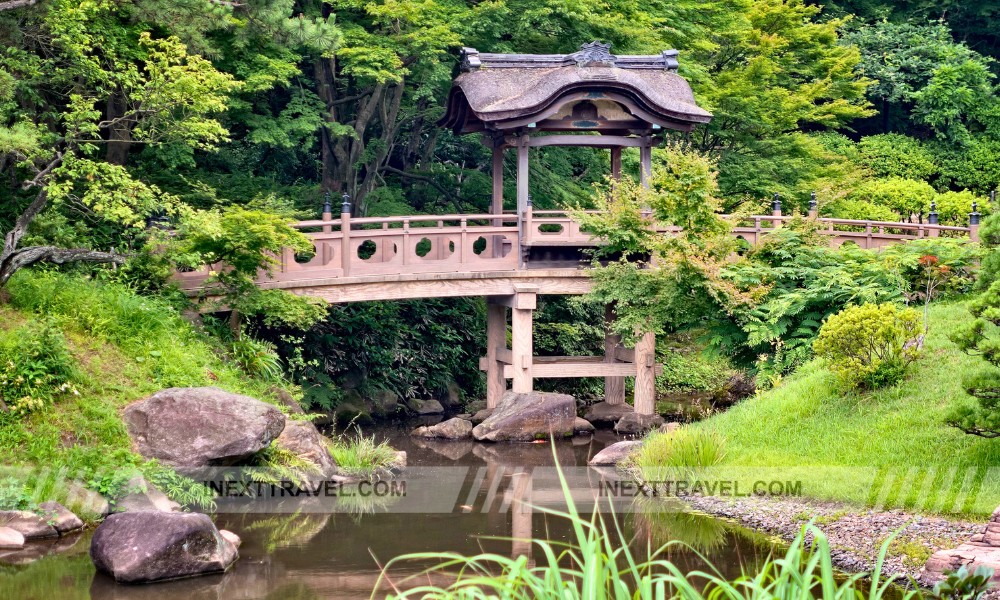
<box><xmin>175</xmin><ymin>42</ymin><xmax>981</xmax><ymax>421</ymax></box>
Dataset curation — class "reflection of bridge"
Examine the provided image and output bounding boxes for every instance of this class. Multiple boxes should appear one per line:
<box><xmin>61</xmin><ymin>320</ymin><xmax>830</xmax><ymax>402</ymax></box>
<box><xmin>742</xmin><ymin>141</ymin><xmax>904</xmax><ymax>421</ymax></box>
<box><xmin>175</xmin><ymin>42</ymin><xmax>980</xmax><ymax>420</ymax></box>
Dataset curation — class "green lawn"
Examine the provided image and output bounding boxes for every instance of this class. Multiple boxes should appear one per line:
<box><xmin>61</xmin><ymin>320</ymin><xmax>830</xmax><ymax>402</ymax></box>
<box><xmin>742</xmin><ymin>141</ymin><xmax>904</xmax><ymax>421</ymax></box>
<box><xmin>685</xmin><ymin>301</ymin><xmax>1000</xmax><ymax>517</ymax></box>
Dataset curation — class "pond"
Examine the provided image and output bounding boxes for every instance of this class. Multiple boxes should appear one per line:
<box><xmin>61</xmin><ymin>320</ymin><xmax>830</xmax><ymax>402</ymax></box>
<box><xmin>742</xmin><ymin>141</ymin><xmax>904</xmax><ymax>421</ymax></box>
<box><xmin>0</xmin><ymin>425</ymin><xmax>781</xmax><ymax>599</ymax></box>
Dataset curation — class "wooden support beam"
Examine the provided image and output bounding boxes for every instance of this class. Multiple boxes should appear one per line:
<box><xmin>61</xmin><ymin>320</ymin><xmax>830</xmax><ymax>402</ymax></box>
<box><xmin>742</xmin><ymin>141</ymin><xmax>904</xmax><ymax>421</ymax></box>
<box><xmin>488</xmin><ymin>360</ymin><xmax>663</xmax><ymax>379</ymax></box>
<box><xmin>527</xmin><ymin>135</ymin><xmax>647</xmax><ymax>148</ymax></box>
<box><xmin>486</xmin><ymin>304</ymin><xmax>507</xmax><ymax>409</ymax></box>
<box><xmin>639</xmin><ymin>135</ymin><xmax>652</xmax><ymax>189</ymax></box>
<box><xmin>610</xmin><ymin>147</ymin><xmax>622</xmax><ymax>180</ymax></box>
<box><xmin>634</xmin><ymin>330</ymin><xmax>656</xmax><ymax>415</ymax></box>
<box><xmin>613</xmin><ymin>346</ymin><xmax>635</xmax><ymax>363</ymax></box>
<box><xmin>488</xmin><ymin>293</ymin><xmax>536</xmax><ymax>310</ymax></box>
<box><xmin>510</xmin><ymin>289</ymin><xmax>534</xmax><ymax>393</ymax></box>
<box><xmin>604</xmin><ymin>304</ymin><xmax>625</xmax><ymax>406</ymax></box>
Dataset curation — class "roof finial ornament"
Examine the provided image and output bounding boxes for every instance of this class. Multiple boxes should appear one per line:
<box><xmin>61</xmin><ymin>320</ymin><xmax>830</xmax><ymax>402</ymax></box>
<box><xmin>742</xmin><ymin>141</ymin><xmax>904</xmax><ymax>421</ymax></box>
<box><xmin>571</xmin><ymin>41</ymin><xmax>617</xmax><ymax>67</ymax></box>
<box><xmin>460</xmin><ymin>47</ymin><xmax>481</xmax><ymax>71</ymax></box>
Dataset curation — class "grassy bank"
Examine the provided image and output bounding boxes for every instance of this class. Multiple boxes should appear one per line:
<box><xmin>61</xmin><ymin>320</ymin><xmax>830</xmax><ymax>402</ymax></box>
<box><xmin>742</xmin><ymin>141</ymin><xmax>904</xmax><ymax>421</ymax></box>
<box><xmin>660</xmin><ymin>301</ymin><xmax>1000</xmax><ymax>517</ymax></box>
<box><xmin>0</xmin><ymin>270</ymin><xmax>293</xmax><ymax>512</ymax></box>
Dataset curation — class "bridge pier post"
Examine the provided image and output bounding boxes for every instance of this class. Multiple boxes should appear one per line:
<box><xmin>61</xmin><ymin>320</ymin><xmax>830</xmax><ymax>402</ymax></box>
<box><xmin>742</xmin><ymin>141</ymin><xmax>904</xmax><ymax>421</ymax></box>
<box><xmin>604</xmin><ymin>305</ymin><xmax>625</xmax><ymax>406</ymax></box>
<box><xmin>486</xmin><ymin>302</ymin><xmax>507</xmax><ymax>409</ymax></box>
<box><xmin>634</xmin><ymin>330</ymin><xmax>656</xmax><ymax>416</ymax></box>
<box><xmin>510</xmin><ymin>287</ymin><xmax>536</xmax><ymax>394</ymax></box>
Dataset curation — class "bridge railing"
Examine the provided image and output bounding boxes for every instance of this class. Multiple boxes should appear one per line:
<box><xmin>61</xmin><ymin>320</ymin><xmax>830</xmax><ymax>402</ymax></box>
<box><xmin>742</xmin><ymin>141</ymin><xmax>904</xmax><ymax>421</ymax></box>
<box><xmin>173</xmin><ymin>209</ymin><xmax>976</xmax><ymax>291</ymax></box>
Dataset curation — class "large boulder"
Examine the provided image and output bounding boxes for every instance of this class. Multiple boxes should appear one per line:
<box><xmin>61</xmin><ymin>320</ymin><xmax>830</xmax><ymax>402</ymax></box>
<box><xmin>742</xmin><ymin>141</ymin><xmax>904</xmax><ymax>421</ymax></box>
<box><xmin>473</xmin><ymin>391</ymin><xmax>576</xmax><ymax>442</ymax></box>
<box><xmin>470</xmin><ymin>408</ymin><xmax>494</xmax><ymax>424</ymax></box>
<box><xmin>37</xmin><ymin>502</ymin><xmax>84</xmax><ymax>535</ymax></box>
<box><xmin>91</xmin><ymin>512</ymin><xmax>238</xmax><ymax>584</ymax></box>
<box><xmin>0</xmin><ymin>510</ymin><xmax>58</xmax><ymax>540</ymax></box>
<box><xmin>589</xmin><ymin>440</ymin><xmax>643</xmax><ymax>466</ymax></box>
<box><xmin>411</xmin><ymin>418</ymin><xmax>473</xmax><ymax>440</ymax></box>
<box><xmin>573</xmin><ymin>417</ymin><xmax>595</xmax><ymax>435</ymax></box>
<box><xmin>124</xmin><ymin>387</ymin><xmax>285</xmax><ymax>468</ymax></box>
<box><xmin>408</xmin><ymin>399</ymin><xmax>445</xmax><ymax>415</ymax></box>
<box><xmin>583</xmin><ymin>401</ymin><xmax>634</xmax><ymax>427</ymax></box>
<box><xmin>921</xmin><ymin>508</ymin><xmax>1000</xmax><ymax>586</ymax></box>
<box><xmin>369</xmin><ymin>389</ymin><xmax>400</xmax><ymax>416</ymax></box>
<box><xmin>614</xmin><ymin>413</ymin><xmax>664</xmax><ymax>435</ymax></box>
<box><xmin>272</xmin><ymin>420</ymin><xmax>338</xmax><ymax>479</ymax></box>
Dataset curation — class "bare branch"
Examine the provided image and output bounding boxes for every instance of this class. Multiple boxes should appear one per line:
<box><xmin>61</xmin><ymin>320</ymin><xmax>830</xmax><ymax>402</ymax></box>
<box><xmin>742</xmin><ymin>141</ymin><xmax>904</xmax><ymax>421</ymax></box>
<box><xmin>0</xmin><ymin>246</ymin><xmax>127</xmax><ymax>286</ymax></box>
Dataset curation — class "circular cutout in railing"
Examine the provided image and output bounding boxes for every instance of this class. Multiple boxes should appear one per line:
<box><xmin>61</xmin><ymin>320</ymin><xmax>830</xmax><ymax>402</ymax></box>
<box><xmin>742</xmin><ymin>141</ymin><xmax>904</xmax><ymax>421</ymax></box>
<box><xmin>294</xmin><ymin>245</ymin><xmax>318</xmax><ymax>264</ymax></box>
<box><xmin>415</xmin><ymin>237</ymin><xmax>432</xmax><ymax>257</ymax></box>
<box><xmin>538</xmin><ymin>223</ymin><xmax>563</xmax><ymax>234</ymax></box>
<box><xmin>357</xmin><ymin>240</ymin><xmax>377</xmax><ymax>260</ymax></box>
<box><xmin>838</xmin><ymin>240</ymin><xmax>860</xmax><ymax>249</ymax></box>
<box><xmin>472</xmin><ymin>236</ymin><xmax>487</xmax><ymax>255</ymax></box>
<box><xmin>449</xmin><ymin>240</ymin><xmax>455</xmax><ymax>252</ymax></box>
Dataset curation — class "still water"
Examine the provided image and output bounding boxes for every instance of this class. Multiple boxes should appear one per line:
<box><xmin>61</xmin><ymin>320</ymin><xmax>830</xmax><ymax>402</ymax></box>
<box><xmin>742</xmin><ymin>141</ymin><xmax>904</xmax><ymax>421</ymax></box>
<box><xmin>0</xmin><ymin>427</ymin><xmax>779</xmax><ymax>599</ymax></box>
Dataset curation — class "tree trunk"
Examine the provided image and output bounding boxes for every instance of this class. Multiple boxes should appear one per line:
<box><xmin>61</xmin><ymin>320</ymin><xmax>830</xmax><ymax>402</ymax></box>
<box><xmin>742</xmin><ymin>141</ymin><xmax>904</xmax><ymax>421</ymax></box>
<box><xmin>105</xmin><ymin>91</ymin><xmax>132</xmax><ymax>165</ymax></box>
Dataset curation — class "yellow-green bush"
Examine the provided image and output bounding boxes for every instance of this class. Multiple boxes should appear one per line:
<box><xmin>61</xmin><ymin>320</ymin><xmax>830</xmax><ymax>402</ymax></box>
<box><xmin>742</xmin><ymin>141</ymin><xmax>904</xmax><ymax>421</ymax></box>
<box><xmin>813</xmin><ymin>303</ymin><xmax>922</xmax><ymax>391</ymax></box>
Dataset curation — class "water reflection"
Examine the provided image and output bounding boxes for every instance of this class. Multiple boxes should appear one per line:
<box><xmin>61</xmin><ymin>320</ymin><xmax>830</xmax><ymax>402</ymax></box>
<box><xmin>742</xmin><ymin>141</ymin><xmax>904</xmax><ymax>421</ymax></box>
<box><xmin>0</xmin><ymin>426</ymin><xmax>778</xmax><ymax>599</ymax></box>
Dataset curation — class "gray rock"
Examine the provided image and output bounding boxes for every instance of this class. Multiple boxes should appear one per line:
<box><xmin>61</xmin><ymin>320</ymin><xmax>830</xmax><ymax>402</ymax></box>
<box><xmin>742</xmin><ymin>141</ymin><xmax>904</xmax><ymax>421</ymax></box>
<box><xmin>921</xmin><ymin>544</ymin><xmax>1000</xmax><ymax>585</ymax></box>
<box><xmin>392</xmin><ymin>451</ymin><xmax>407</xmax><ymax>470</ymax></box>
<box><xmin>270</xmin><ymin>386</ymin><xmax>305</xmax><ymax>415</ymax></box>
<box><xmin>91</xmin><ymin>512</ymin><xmax>238</xmax><ymax>584</ymax></box>
<box><xmin>219</xmin><ymin>529</ymin><xmax>241</xmax><ymax>549</ymax></box>
<box><xmin>334</xmin><ymin>393</ymin><xmax>374</xmax><ymax>426</ymax></box>
<box><xmin>411</xmin><ymin>417</ymin><xmax>473</xmax><ymax>440</ymax></box>
<box><xmin>124</xmin><ymin>387</ymin><xmax>286</xmax><ymax>468</ymax></box>
<box><xmin>65</xmin><ymin>482</ymin><xmax>110</xmax><ymax>518</ymax></box>
<box><xmin>409</xmin><ymin>398</ymin><xmax>445</xmax><ymax>415</ymax></box>
<box><xmin>115</xmin><ymin>476</ymin><xmax>181</xmax><ymax>514</ymax></box>
<box><xmin>614</xmin><ymin>413</ymin><xmax>665</xmax><ymax>435</ymax></box>
<box><xmin>369</xmin><ymin>389</ymin><xmax>400</xmax><ymax>416</ymax></box>
<box><xmin>0</xmin><ymin>527</ymin><xmax>24</xmax><ymax>549</ymax></box>
<box><xmin>583</xmin><ymin>401</ymin><xmax>634</xmax><ymax>427</ymax></box>
<box><xmin>473</xmin><ymin>391</ymin><xmax>576</xmax><ymax>442</ymax></box>
<box><xmin>441</xmin><ymin>382</ymin><xmax>462</xmax><ymax>408</ymax></box>
<box><xmin>465</xmin><ymin>400</ymin><xmax>487</xmax><ymax>414</ymax></box>
<box><xmin>0</xmin><ymin>510</ymin><xmax>58</xmax><ymax>540</ymax></box>
<box><xmin>589</xmin><ymin>440</ymin><xmax>643</xmax><ymax>466</ymax></box>
<box><xmin>573</xmin><ymin>417</ymin><xmax>595</xmax><ymax>435</ymax></box>
<box><xmin>37</xmin><ymin>501</ymin><xmax>83</xmax><ymax>535</ymax></box>
<box><xmin>659</xmin><ymin>422</ymin><xmax>681</xmax><ymax>434</ymax></box>
<box><xmin>471</xmin><ymin>408</ymin><xmax>494</xmax><ymax>424</ymax></box>
<box><xmin>272</xmin><ymin>419</ymin><xmax>338</xmax><ymax>478</ymax></box>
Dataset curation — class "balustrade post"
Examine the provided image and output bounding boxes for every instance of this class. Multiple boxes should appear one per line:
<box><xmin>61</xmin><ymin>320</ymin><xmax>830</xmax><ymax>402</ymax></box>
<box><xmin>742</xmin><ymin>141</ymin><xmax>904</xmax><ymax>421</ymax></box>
<box><xmin>322</xmin><ymin>193</ymin><xmax>333</xmax><ymax>234</ymax></box>
<box><xmin>521</xmin><ymin>197</ymin><xmax>533</xmax><ymax>268</ymax></box>
<box><xmin>460</xmin><ymin>218</ymin><xmax>468</xmax><ymax>264</ymax></box>
<box><xmin>771</xmin><ymin>193</ymin><xmax>782</xmax><ymax>229</ymax></box>
<box><xmin>402</xmin><ymin>218</ymin><xmax>411</xmax><ymax>265</ymax></box>
<box><xmin>340</xmin><ymin>194</ymin><xmax>351</xmax><ymax>276</ymax></box>
<box><xmin>928</xmin><ymin>201</ymin><xmax>939</xmax><ymax>238</ymax></box>
<box><xmin>808</xmin><ymin>192</ymin><xmax>818</xmax><ymax>219</ymax></box>
<box><xmin>970</xmin><ymin>201</ymin><xmax>981</xmax><ymax>242</ymax></box>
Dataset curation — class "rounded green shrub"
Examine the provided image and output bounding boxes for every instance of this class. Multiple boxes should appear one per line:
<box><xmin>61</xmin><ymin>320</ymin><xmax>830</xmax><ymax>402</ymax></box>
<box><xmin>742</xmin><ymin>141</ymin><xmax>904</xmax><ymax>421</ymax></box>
<box><xmin>852</xmin><ymin>178</ymin><xmax>936</xmax><ymax>219</ymax></box>
<box><xmin>857</xmin><ymin>134</ymin><xmax>937</xmax><ymax>181</ymax></box>
<box><xmin>812</xmin><ymin>303</ymin><xmax>922</xmax><ymax>391</ymax></box>
<box><xmin>934</xmin><ymin>190</ymin><xmax>990</xmax><ymax>226</ymax></box>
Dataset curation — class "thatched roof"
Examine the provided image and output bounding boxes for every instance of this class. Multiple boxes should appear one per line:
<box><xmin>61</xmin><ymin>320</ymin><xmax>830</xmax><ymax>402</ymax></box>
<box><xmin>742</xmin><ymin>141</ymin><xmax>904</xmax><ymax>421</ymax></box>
<box><xmin>439</xmin><ymin>42</ymin><xmax>712</xmax><ymax>134</ymax></box>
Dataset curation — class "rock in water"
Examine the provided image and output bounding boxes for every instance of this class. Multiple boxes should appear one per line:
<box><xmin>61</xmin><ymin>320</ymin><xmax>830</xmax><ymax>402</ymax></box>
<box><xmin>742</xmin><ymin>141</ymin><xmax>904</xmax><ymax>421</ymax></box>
<box><xmin>583</xmin><ymin>401</ymin><xmax>634</xmax><ymax>427</ymax></box>
<box><xmin>36</xmin><ymin>502</ymin><xmax>84</xmax><ymax>535</ymax></box>
<box><xmin>114</xmin><ymin>476</ymin><xmax>181</xmax><ymax>514</ymax></box>
<box><xmin>124</xmin><ymin>387</ymin><xmax>286</xmax><ymax>467</ymax></box>
<box><xmin>90</xmin><ymin>512</ymin><xmax>238</xmax><ymax>584</ymax></box>
<box><xmin>0</xmin><ymin>511</ymin><xmax>58</xmax><ymax>540</ymax></box>
<box><xmin>473</xmin><ymin>391</ymin><xmax>576</xmax><ymax>442</ymax></box>
<box><xmin>0</xmin><ymin>527</ymin><xmax>24</xmax><ymax>550</ymax></box>
<box><xmin>272</xmin><ymin>420</ymin><xmax>338</xmax><ymax>478</ymax></box>
<box><xmin>588</xmin><ymin>440</ymin><xmax>643</xmax><ymax>466</ymax></box>
<box><xmin>573</xmin><ymin>417</ymin><xmax>595</xmax><ymax>435</ymax></box>
<box><xmin>614</xmin><ymin>413</ymin><xmax>664</xmax><ymax>435</ymax></box>
<box><xmin>411</xmin><ymin>417</ymin><xmax>474</xmax><ymax>440</ymax></box>
<box><xmin>470</xmin><ymin>408</ymin><xmax>494</xmax><ymax>424</ymax></box>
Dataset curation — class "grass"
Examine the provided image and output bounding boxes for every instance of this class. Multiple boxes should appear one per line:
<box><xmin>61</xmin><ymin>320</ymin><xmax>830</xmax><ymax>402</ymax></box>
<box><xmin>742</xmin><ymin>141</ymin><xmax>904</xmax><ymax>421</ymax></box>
<box><xmin>650</xmin><ymin>301</ymin><xmax>1000</xmax><ymax>517</ymax></box>
<box><xmin>0</xmin><ymin>270</ymin><xmax>295</xmax><ymax>512</ymax></box>
<box><xmin>327</xmin><ymin>432</ymin><xmax>400</xmax><ymax>475</ymax></box>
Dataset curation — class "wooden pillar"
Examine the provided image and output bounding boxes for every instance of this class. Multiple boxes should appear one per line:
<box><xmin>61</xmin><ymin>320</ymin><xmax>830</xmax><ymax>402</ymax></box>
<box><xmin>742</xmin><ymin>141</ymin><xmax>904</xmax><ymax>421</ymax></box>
<box><xmin>604</xmin><ymin>305</ymin><xmax>625</xmax><ymax>406</ymax></box>
<box><xmin>634</xmin><ymin>330</ymin><xmax>656</xmax><ymax>415</ymax></box>
<box><xmin>516</xmin><ymin>133</ymin><xmax>530</xmax><ymax>214</ymax></box>
<box><xmin>486</xmin><ymin>302</ymin><xmax>507</xmax><ymax>409</ymax></box>
<box><xmin>611</xmin><ymin>147</ymin><xmax>622</xmax><ymax>180</ymax></box>
<box><xmin>510</xmin><ymin>287</ymin><xmax>535</xmax><ymax>394</ymax></box>
<box><xmin>639</xmin><ymin>135</ymin><xmax>652</xmax><ymax>189</ymax></box>
<box><xmin>340</xmin><ymin>203</ymin><xmax>352</xmax><ymax>276</ymax></box>
<box><xmin>492</xmin><ymin>143</ymin><xmax>505</xmax><ymax>216</ymax></box>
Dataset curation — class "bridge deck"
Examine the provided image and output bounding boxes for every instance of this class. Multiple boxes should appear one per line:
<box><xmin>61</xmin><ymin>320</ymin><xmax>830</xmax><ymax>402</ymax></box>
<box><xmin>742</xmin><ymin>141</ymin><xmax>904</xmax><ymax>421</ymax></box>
<box><xmin>175</xmin><ymin>210</ymin><xmax>973</xmax><ymax>302</ymax></box>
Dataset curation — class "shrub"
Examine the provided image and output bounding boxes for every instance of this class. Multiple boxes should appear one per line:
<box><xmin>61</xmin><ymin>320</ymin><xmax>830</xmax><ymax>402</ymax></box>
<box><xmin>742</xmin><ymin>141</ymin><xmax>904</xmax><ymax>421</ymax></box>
<box><xmin>852</xmin><ymin>177</ymin><xmax>936</xmax><ymax>219</ymax></box>
<box><xmin>0</xmin><ymin>317</ymin><xmax>78</xmax><ymax>415</ymax></box>
<box><xmin>857</xmin><ymin>134</ymin><xmax>937</xmax><ymax>181</ymax></box>
<box><xmin>813</xmin><ymin>303</ymin><xmax>922</xmax><ymax>391</ymax></box>
<box><xmin>825</xmin><ymin>198</ymin><xmax>900</xmax><ymax>223</ymax></box>
<box><xmin>934</xmin><ymin>190</ymin><xmax>990</xmax><ymax>227</ymax></box>
<box><xmin>326</xmin><ymin>434</ymin><xmax>399</xmax><ymax>475</ymax></box>
<box><xmin>228</xmin><ymin>336</ymin><xmax>283</xmax><ymax>381</ymax></box>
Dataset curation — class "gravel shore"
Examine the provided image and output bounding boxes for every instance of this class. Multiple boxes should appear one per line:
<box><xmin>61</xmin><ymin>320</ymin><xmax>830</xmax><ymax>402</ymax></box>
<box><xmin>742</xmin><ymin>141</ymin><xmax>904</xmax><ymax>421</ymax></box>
<box><xmin>684</xmin><ymin>494</ymin><xmax>993</xmax><ymax>593</ymax></box>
